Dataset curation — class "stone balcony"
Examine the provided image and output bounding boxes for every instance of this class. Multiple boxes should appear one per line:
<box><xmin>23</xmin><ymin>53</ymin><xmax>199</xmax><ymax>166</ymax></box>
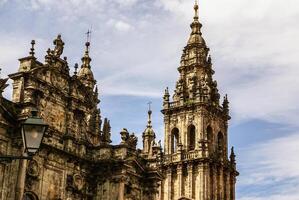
<box><xmin>163</xmin><ymin>150</ymin><xmax>208</xmax><ymax>164</ymax></box>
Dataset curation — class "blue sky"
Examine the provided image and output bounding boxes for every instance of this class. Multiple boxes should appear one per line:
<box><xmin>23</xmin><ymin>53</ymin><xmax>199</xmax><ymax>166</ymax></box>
<box><xmin>1</xmin><ymin>0</ymin><xmax>299</xmax><ymax>199</ymax></box>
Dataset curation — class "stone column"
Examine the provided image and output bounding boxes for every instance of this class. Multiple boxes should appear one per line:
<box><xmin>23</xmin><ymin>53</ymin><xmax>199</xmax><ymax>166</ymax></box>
<box><xmin>220</xmin><ymin>167</ymin><xmax>224</xmax><ymax>200</ymax></box>
<box><xmin>15</xmin><ymin>159</ymin><xmax>27</xmax><ymax>200</ymax></box>
<box><xmin>118</xmin><ymin>176</ymin><xmax>126</xmax><ymax>200</ymax></box>
<box><xmin>217</xmin><ymin>169</ymin><xmax>220</xmax><ymax>200</ymax></box>
<box><xmin>213</xmin><ymin>166</ymin><xmax>217</xmax><ymax>200</ymax></box>
<box><xmin>198</xmin><ymin>112</ymin><xmax>204</xmax><ymax>149</ymax></box>
<box><xmin>177</xmin><ymin>164</ymin><xmax>183</xmax><ymax>197</ymax></box>
<box><xmin>224</xmin><ymin>173</ymin><xmax>228</xmax><ymax>200</ymax></box>
<box><xmin>227</xmin><ymin>174</ymin><xmax>231</xmax><ymax>200</ymax></box>
<box><xmin>231</xmin><ymin>175</ymin><xmax>236</xmax><ymax>200</ymax></box>
<box><xmin>107</xmin><ymin>180</ymin><xmax>111</xmax><ymax>200</ymax></box>
<box><xmin>165</xmin><ymin>122</ymin><xmax>170</xmax><ymax>154</ymax></box>
<box><xmin>159</xmin><ymin>181</ymin><xmax>163</xmax><ymax>200</ymax></box>
<box><xmin>187</xmin><ymin>164</ymin><xmax>193</xmax><ymax>199</ymax></box>
<box><xmin>203</xmin><ymin>163</ymin><xmax>209</xmax><ymax>200</ymax></box>
<box><xmin>167</xmin><ymin>168</ymin><xmax>172</xmax><ymax>200</ymax></box>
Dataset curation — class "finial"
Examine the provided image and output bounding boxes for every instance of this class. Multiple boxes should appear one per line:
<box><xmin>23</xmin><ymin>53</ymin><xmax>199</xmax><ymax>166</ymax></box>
<box><xmin>194</xmin><ymin>0</ymin><xmax>199</xmax><ymax>20</ymax></box>
<box><xmin>81</xmin><ymin>40</ymin><xmax>92</xmax><ymax>69</ymax></box>
<box><xmin>45</xmin><ymin>48</ymin><xmax>52</xmax><ymax>63</ymax></box>
<box><xmin>223</xmin><ymin>94</ymin><xmax>229</xmax><ymax>106</ymax></box>
<box><xmin>208</xmin><ymin>55</ymin><xmax>212</xmax><ymax>63</ymax></box>
<box><xmin>95</xmin><ymin>85</ymin><xmax>98</xmax><ymax>94</ymax></box>
<box><xmin>85</xmin><ymin>41</ymin><xmax>90</xmax><ymax>54</ymax></box>
<box><xmin>85</xmin><ymin>28</ymin><xmax>92</xmax><ymax>54</ymax></box>
<box><xmin>47</xmin><ymin>48</ymin><xmax>51</xmax><ymax>55</ymax></box>
<box><xmin>147</xmin><ymin>101</ymin><xmax>152</xmax><ymax>127</ymax></box>
<box><xmin>74</xmin><ymin>63</ymin><xmax>78</xmax><ymax>75</ymax></box>
<box><xmin>163</xmin><ymin>87</ymin><xmax>170</xmax><ymax>103</ymax></box>
<box><xmin>164</xmin><ymin>87</ymin><xmax>170</xmax><ymax>97</ymax></box>
<box><xmin>230</xmin><ymin>146</ymin><xmax>236</xmax><ymax>161</ymax></box>
<box><xmin>30</xmin><ymin>40</ymin><xmax>35</xmax><ymax>57</ymax></box>
<box><xmin>165</xmin><ymin>87</ymin><xmax>169</xmax><ymax>94</ymax></box>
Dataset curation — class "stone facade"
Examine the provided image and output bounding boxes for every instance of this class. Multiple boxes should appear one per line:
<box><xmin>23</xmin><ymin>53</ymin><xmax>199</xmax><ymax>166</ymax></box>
<box><xmin>0</xmin><ymin>2</ymin><xmax>238</xmax><ymax>200</ymax></box>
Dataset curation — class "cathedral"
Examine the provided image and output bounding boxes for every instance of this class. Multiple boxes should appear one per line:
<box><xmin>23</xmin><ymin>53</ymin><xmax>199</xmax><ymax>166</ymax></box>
<box><xmin>0</xmin><ymin>2</ymin><xmax>238</xmax><ymax>200</ymax></box>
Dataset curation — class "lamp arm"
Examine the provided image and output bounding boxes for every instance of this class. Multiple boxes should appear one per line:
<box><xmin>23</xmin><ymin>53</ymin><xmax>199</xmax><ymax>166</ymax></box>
<box><xmin>0</xmin><ymin>155</ymin><xmax>33</xmax><ymax>163</ymax></box>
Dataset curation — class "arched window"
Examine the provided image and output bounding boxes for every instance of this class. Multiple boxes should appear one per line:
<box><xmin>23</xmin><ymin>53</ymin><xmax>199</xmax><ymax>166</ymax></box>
<box><xmin>187</xmin><ymin>125</ymin><xmax>196</xmax><ymax>151</ymax></box>
<box><xmin>217</xmin><ymin>132</ymin><xmax>224</xmax><ymax>154</ymax></box>
<box><xmin>207</xmin><ymin>126</ymin><xmax>213</xmax><ymax>151</ymax></box>
<box><xmin>171</xmin><ymin>128</ymin><xmax>179</xmax><ymax>153</ymax></box>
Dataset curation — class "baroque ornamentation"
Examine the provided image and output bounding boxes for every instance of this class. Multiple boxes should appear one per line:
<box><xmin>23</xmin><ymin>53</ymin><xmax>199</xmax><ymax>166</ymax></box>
<box><xmin>27</xmin><ymin>159</ymin><xmax>39</xmax><ymax>177</ymax></box>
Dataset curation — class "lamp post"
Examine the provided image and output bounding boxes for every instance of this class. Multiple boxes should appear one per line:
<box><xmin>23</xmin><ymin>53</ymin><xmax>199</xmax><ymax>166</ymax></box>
<box><xmin>0</xmin><ymin>108</ymin><xmax>48</xmax><ymax>162</ymax></box>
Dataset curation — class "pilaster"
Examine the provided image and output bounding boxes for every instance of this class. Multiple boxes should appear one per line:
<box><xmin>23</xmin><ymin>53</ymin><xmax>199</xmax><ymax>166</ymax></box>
<box><xmin>167</xmin><ymin>168</ymin><xmax>172</xmax><ymax>200</ymax></box>
<box><xmin>187</xmin><ymin>164</ymin><xmax>193</xmax><ymax>199</ymax></box>
<box><xmin>213</xmin><ymin>166</ymin><xmax>217</xmax><ymax>200</ymax></box>
<box><xmin>219</xmin><ymin>167</ymin><xmax>223</xmax><ymax>199</ymax></box>
<box><xmin>177</xmin><ymin>164</ymin><xmax>183</xmax><ymax>197</ymax></box>
<box><xmin>198</xmin><ymin>163</ymin><xmax>204</xmax><ymax>199</ymax></box>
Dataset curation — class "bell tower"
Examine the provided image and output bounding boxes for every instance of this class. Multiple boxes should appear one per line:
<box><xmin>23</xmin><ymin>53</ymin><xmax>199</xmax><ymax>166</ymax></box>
<box><xmin>161</xmin><ymin>1</ymin><xmax>238</xmax><ymax>200</ymax></box>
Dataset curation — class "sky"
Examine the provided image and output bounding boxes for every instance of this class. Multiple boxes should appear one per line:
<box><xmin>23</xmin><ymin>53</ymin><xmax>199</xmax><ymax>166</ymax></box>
<box><xmin>0</xmin><ymin>0</ymin><xmax>299</xmax><ymax>199</ymax></box>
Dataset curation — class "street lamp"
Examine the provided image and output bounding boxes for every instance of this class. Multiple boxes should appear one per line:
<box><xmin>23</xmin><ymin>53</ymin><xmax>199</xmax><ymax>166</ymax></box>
<box><xmin>0</xmin><ymin>108</ymin><xmax>48</xmax><ymax>162</ymax></box>
<box><xmin>21</xmin><ymin>108</ymin><xmax>48</xmax><ymax>156</ymax></box>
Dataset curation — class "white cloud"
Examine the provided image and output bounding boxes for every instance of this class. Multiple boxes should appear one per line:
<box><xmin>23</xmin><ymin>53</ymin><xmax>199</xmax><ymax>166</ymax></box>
<box><xmin>238</xmin><ymin>133</ymin><xmax>299</xmax><ymax>199</ymax></box>
<box><xmin>0</xmin><ymin>0</ymin><xmax>7</xmax><ymax>6</ymax></box>
<box><xmin>107</xmin><ymin>19</ymin><xmax>133</xmax><ymax>32</ymax></box>
<box><xmin>114</xmin><ymin>0</ymin><xmax>138</xmax><ymax>7</ymax></box>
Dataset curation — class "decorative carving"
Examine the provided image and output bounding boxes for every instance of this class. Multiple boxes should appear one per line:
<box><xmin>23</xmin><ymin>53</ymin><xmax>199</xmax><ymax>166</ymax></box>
<box><xmin>127</xmin><ymin>133</ymin><xmax>138</xmax><ymax>149</ymax></box>
<box><xmin>171</xmin><ymin>117</ymin><xmax>178</xmax><ymax>126</ymax></box>
<box><xmin>73</xmin><ymin>174</ymin><xmax>84</xmax><ymax>191</ymax></box>
<box><xmin>27</xmin><ymin>159</ymin><xmax>39</xmax><ymax>177</ymax></box>
<box><xmin>85</xmin><ymin>109</ymin><xmax>101</xmax><ymax>146</ymax></box>
<box><xmin>102</xmin><ymin>118</ymin><xmax>111</xmax><ymax>143</ymax></box>
<box><xmin>188</xmin><ymin>115</ymin><xmax>194</xmax><ymax>124</ymax></box>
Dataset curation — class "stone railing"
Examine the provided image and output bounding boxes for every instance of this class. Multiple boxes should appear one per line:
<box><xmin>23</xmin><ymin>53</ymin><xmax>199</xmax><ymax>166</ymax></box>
<box><xmin>183</xmin><ymin>151</ymin><xmax>203</xmax><ymax>160</ymax></box>
<box><xmin>169</xmin><ymin>101</ymin><xmax>181</xmax><ymax>108</ymax></box>
<box><xmin>163</xmin><ymin>150</ymin><xmax>205</xmax><ymax>164</ymax></box>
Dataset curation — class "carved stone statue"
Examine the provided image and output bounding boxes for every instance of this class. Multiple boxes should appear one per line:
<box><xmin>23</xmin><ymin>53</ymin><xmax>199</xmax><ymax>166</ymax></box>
<box><xmin>120</xmin><ymin>128</ymin><xmax>129</xmax><ymax>144</ymax></box>
<box><xmin>52</xmin><ymin>34</ymin><xmax>64</xmax><ymax>58</ymax></box>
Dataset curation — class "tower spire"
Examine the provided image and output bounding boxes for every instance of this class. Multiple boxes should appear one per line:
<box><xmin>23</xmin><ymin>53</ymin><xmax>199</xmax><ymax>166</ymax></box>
<box><xmin>77</xmin><ymin>33</ymin><xmax>95</xmax><ymax>89</ymax></box>
<box><xmin>142</xmin><ymin>102</ymin><xmax>156</xmax><ymax>155</ymax></box>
